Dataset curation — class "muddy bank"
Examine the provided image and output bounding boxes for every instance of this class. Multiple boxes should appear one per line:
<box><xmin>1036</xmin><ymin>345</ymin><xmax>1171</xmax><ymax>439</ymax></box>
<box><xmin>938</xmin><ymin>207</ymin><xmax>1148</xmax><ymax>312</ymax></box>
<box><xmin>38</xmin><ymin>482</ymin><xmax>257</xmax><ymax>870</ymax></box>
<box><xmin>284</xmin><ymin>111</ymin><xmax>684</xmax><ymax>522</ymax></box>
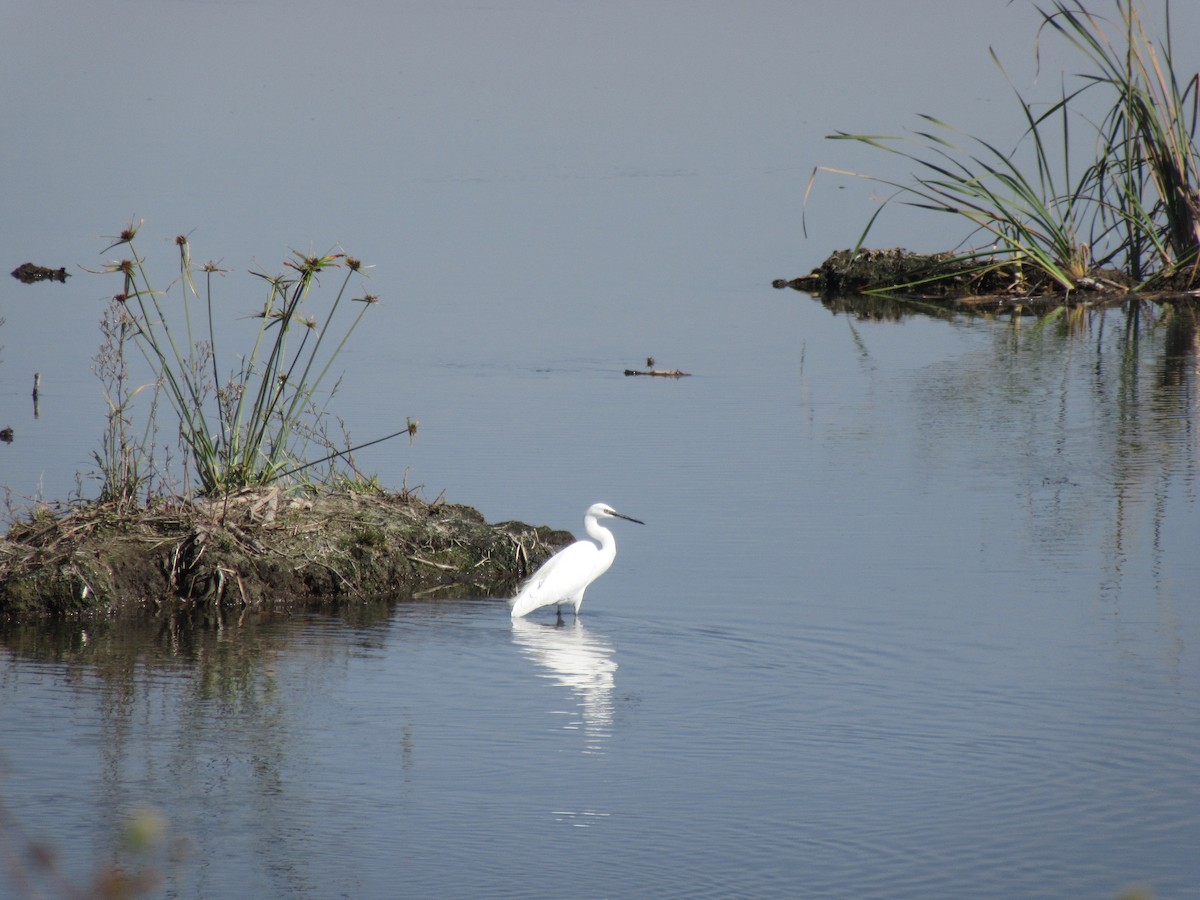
<box><xmin>775</xmin><ymin>248</ymin><xmax>1018</xmax><ymax>296</ymax></box>
<box><xmin>772</xmin><ymin>248</ymin><xmax>1200</xmax><ymax>313</ymax></box>
<box><xmin>0</xmin><ymin>490</ymin><xmax>571</xmax><ymax>620</ymax></box>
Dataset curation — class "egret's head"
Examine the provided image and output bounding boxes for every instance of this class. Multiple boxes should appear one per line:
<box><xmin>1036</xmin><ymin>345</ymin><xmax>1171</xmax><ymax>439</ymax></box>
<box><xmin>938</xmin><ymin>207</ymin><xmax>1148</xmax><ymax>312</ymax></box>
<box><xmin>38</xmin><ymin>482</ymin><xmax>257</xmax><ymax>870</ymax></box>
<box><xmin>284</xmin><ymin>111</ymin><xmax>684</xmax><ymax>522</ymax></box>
<box><xmin>588</xmin><ymin>502</ymin><xmax>645</xmax><ymax>525</ymax></box>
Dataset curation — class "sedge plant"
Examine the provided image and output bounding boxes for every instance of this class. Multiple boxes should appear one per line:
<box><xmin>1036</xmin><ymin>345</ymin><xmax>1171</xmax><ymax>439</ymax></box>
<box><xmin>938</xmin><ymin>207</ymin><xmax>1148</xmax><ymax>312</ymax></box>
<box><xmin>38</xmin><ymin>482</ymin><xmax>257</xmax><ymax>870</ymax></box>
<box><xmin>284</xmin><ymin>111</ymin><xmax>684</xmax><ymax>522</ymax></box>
<box><xmin>98</xmin><ymin>223</ymin><xmax>382</xmax><ymax>497</ymax></box>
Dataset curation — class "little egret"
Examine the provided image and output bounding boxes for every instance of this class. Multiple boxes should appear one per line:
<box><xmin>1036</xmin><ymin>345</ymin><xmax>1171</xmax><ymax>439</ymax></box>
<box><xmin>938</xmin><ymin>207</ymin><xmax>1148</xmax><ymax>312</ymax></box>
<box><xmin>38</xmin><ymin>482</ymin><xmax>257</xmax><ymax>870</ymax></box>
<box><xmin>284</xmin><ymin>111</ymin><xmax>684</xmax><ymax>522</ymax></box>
<box><xmin>510</xmin><ymin>503</ymin><xmax>644</xmax><ymax>619</ymax></box>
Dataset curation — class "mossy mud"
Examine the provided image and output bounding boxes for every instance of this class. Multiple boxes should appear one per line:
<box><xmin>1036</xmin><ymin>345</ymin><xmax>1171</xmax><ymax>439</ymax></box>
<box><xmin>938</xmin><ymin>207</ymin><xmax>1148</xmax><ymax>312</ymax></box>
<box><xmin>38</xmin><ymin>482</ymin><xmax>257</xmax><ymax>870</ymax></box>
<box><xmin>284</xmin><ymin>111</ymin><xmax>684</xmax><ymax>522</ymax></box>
<box><xmin>0</xmin><ymin>490</ymin><xmax>571</xmax><ymax>620</ymax></box>
<box><xmin>775</xmin><ymin>248</ymin><xmax>1199</xmax><ymax>313</ymax></box>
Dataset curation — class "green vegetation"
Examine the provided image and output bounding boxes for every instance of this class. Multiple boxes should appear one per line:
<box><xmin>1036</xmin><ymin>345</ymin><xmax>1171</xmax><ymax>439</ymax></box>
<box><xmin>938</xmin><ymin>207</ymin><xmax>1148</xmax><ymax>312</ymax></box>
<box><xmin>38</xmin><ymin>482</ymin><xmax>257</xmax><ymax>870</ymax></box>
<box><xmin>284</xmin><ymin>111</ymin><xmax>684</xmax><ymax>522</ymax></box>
<box><xmin>812</xmin><ymin>0</ymin><xmax>1200</xmax><ymax>294</ymax></box>
<box><xmin>1</xmin><ymin>222</ymin><xmax>570</xmax><ymax>618</ymax></box>
<box><xmin>92</xmin><ymin>222</ymin><xmax>402</xmax><ymax>501</ymax></box>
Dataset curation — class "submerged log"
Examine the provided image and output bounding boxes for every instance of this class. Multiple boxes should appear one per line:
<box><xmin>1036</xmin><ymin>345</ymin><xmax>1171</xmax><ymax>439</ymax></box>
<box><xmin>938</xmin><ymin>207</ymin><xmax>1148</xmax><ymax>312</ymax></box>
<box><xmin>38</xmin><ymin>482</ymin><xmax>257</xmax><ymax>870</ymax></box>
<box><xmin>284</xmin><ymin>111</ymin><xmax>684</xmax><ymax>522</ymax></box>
<box><xmin>0</xmin><ymin>491</ymin><xmax>572</xmax><ymax>619</ymax></box>
<box><xmin>623</xmin><ymin>368</ymin><xmax>691</xmax><ymax>377</ymax></box>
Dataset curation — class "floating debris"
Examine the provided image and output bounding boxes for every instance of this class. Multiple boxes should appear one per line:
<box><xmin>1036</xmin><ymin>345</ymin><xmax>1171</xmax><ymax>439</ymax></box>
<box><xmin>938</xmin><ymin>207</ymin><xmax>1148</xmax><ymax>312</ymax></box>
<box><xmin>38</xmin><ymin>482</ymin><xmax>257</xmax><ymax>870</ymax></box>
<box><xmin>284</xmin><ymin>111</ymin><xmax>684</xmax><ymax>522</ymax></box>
<box><xmin>624</xmin><ymin>368</ymin><xmax>691</xmax><ymax>378</ymax></box>
<box><xmin>11</xmin><ymin>262</ymin><xmax>70</xmax><ymax>284</ymax></box>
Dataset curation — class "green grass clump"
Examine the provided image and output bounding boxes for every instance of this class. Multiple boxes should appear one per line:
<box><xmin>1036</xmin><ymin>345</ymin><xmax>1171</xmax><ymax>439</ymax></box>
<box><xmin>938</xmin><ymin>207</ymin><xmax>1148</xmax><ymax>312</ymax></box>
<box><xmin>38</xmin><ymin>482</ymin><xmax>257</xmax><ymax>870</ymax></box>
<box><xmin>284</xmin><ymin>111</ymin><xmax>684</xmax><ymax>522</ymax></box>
<box><xmin>811</xmin><ymin>0</ymin><xmax>1200</xmax><ymax>293</ymax></box>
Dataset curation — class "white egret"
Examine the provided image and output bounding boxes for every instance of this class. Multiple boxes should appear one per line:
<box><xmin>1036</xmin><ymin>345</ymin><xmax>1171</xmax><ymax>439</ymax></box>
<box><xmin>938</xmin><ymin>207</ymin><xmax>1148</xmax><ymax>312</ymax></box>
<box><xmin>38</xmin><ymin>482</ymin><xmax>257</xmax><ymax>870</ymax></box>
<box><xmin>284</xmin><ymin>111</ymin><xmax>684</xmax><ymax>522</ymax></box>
<box><xmin>509</xmin><ymin>503</ymin><xmax>644</xmax><ymax>619</ymax></box>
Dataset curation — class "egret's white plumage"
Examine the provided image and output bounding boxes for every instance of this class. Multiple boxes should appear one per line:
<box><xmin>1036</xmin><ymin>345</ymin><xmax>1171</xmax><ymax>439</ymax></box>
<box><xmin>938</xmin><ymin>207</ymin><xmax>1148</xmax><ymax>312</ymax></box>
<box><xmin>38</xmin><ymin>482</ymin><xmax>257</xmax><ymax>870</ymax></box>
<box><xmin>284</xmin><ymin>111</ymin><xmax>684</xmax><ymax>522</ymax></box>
<box><xmin>510</xmin><ymin>503</ymin><xmax>644</xmax><ymax>619</ymax></box>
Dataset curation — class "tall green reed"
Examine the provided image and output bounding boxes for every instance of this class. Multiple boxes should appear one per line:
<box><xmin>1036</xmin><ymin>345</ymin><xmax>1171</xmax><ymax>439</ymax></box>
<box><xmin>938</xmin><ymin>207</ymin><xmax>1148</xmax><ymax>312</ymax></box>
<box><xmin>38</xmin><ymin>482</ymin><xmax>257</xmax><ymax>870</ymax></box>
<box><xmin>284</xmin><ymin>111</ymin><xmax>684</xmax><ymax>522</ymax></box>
<box><xmin>1039</xmin><ymin>0</ymin><xmax>1200</xmax><ymax>283</ymax></box>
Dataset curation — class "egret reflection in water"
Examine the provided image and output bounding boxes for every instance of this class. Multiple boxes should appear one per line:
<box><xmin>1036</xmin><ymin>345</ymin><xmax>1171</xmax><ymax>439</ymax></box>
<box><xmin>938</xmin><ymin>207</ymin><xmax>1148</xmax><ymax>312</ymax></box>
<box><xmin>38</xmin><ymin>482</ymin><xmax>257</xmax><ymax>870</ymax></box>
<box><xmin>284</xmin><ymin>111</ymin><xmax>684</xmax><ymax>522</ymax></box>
<box><xmin>511</xmin><ymin>617</ymin><xmax>618</xmax><ymax>749</ymax></box>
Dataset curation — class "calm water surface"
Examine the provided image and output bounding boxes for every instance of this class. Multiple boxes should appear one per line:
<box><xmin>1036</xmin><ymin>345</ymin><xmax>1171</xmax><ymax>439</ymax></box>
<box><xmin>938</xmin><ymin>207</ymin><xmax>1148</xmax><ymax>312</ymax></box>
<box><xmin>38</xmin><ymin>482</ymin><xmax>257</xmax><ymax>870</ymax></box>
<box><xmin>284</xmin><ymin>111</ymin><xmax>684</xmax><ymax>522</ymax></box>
<box><xmin>4</xmin><ymin>298</ymin><xmax>1199</xmax><ymax>898</ymax></box>
<box><xmin>3</xmin><ymin>1</ymin><xmax>1200</xmax><ymax>897</ymax></box>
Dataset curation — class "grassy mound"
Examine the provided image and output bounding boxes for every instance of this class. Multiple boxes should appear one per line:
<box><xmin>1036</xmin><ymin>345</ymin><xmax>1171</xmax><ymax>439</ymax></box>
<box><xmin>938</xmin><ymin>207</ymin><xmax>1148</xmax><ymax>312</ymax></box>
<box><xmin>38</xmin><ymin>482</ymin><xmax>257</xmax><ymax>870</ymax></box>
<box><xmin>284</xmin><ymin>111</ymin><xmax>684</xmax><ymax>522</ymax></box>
<box><xmin>0</xmin><ymin>491</ymin><xmax>570</xmax><ymax>619</ymax></box>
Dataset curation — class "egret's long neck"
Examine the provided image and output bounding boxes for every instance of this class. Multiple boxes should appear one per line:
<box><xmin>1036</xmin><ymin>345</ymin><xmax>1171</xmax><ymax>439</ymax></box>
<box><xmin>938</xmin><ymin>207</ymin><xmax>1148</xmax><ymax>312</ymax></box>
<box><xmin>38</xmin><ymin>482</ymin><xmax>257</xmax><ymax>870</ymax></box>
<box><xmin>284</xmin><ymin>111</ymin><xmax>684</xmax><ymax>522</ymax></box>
<box><xmin>585</xmin><ymin>517</ymin><xmax>618</xmax><ymax>568</ymax></box>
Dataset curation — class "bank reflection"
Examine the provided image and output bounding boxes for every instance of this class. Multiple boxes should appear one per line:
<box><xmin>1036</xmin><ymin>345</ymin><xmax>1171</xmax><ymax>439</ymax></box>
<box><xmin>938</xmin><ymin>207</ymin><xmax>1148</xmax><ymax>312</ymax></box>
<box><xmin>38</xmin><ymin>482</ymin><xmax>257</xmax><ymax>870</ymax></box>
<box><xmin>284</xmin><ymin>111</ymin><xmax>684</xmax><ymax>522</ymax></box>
<box><xmin>0</xmin><ymin>606</ymin><xmax>393</xmax><ymax>898</ymax></box>
<box><xmin>511</xmin><ymin>617</ymin><xmax>617</xmax><ymax>752</ymax></box>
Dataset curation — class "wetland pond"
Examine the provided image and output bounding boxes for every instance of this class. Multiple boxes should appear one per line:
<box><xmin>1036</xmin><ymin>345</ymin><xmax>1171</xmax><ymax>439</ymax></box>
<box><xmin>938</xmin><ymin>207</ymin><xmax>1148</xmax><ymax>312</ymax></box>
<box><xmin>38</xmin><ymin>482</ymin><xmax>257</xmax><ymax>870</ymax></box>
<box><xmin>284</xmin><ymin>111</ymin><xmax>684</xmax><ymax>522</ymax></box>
<box><xmin>3</xmin><ymin>1</ymin><xmax>1200</xmax><ymax>896</ymax></box>
<box><xmin>3</xmin><ymin>296</ymin><xmax>1199</xmax><ymax>898</ymax></box>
